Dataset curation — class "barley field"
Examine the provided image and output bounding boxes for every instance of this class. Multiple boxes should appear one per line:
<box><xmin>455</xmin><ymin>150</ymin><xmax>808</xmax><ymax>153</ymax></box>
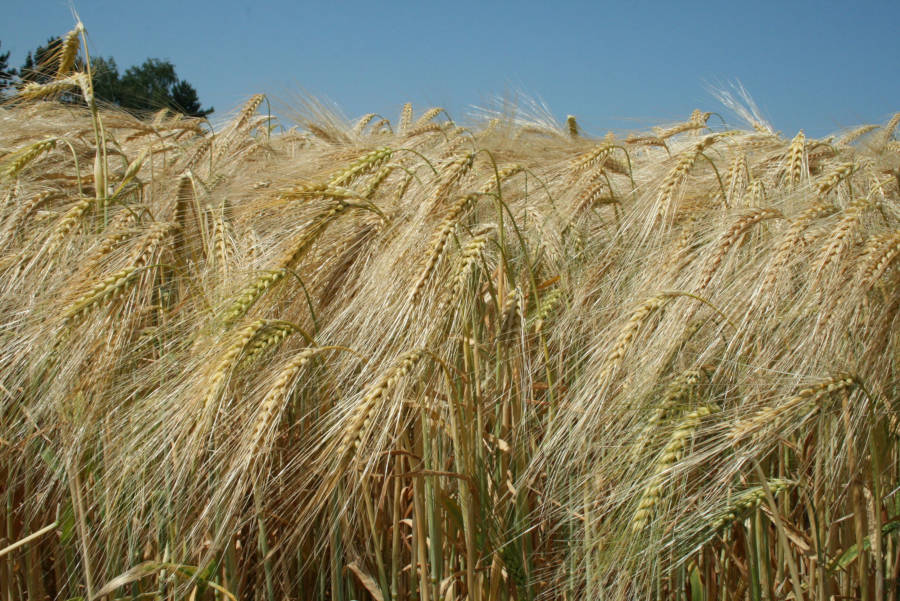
<box><xmin>0</xmin><ymin>23</ymin><xmax>898</xmax><ymax>601</ymax></box>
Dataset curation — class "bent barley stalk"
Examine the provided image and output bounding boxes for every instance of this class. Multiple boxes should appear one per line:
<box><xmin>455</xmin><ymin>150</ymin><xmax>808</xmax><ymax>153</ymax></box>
<box><xmin>56</xmin><ymin>24</ymin><xmax>83</xmax><ymax>78</ymax></box>
<box><xmin>785</xmin><ymin>131</ymin><xmax>807</xmax><ymax>188</ymax></box>
<box><xmin>599</xmin><ymin>294</ymin><xmax>674</xmax><ymax>383</ymax></box>
<box><xmin>632</xmin><ymin>404</ymin><xmax>719</xmax><ymax>532</ymax></box>
<box><xmin>1</xmin><ymin>139</ymin><xmax>58</xmax><ymax>181</ymax></box>
<box><xmin>729</xmin><ymin>374</ymin><xmax>858</xmax><ymax>442</ymax></box>
<box><xmin>656</xmin><ymin>136</ymin><xmax>718</xmax><ymax>220</ymax></box>
<box><xmin>63</xmin><ymin>266</ymin><xmax>142</xmax><ymax>323</ymax></box>
<box><xmin>697</xmin><ymin>208</ymin><xmax>783</xmax><ymax>290</ymax></box>
<box><xmin>409</xmin><ymin>193</ymin><xmax>478</xmax><ymax>303</ymax></box>
<box><xmin>335</xmin><ymin>349</ymin><xmax>426</xmax><ymax>464</ymax></box>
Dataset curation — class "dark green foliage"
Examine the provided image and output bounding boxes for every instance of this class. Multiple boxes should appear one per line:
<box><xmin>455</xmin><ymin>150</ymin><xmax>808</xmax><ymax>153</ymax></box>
<box><xmin>19</xmin><ymin>37</ymin><xmax>63</xmax><ymax>85</ymax></box>
<box><xmin>0</xmin><ymin>41</ymin><xmax>16</xmax><ymax>91</ymax></box>
<box><xmin>91</xmin><ymin>56</ymin><xmax>121</xmax><ymax>106</ymax></box>
<box><xmin>13</xmin><ymin>37</ymin><xmax>212</xmax><ymax>117</ymax></box>
<box><xmin>117</xmin><ymin>58</ymin><xmax>213</xmax><ymax>117</ymax></box>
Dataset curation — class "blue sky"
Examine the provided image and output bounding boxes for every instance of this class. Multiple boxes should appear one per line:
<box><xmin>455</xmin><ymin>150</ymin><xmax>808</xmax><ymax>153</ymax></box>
<box><xmin>4</xmin><ymin>0</ymin><xmax>899</xmax><ymax>138</ymax></box>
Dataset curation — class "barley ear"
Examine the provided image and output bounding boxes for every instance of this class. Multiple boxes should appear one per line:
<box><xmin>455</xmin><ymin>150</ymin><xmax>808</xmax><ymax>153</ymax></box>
<box><xmin>56</xmin><ymin>23</ymin><xmax>84</xmax><ymax>78</ymax></box>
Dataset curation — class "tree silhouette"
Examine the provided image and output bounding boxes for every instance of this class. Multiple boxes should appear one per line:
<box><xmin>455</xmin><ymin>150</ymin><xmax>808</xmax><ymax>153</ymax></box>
<box><xmin>117</xmin><ymin>58</ymin><xmax>213</xmax><ymax>117</ymax></box>
<box><xmin>19</xmin><ymin>37</ymin><xmax>64</xmax><ymax>85</ymax></box>
<box><xmin>0</xmin><ymin>41</ymin><xmax>16</xmax><ymax>92</ymax></box>
<box><xmin>14</xmin><ymin>38</ymin><xmax>213</xmax><ymax>117</ymax></box>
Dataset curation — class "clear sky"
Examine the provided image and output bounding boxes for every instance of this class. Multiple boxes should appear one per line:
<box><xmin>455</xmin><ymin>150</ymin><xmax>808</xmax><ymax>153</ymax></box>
<box><xmin>3</xmin><ymin>0</ymin><xmax>899</xmax><ymax>138</ymax></box>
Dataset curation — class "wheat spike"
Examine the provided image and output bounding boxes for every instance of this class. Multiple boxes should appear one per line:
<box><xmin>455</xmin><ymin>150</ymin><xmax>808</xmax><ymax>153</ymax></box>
<box><xmin>600</xmin><ymin>294</ymin><xmax>674</xmax><ymax>383</ymax></box>
<box><xmin>698</xmin><ymin>208</ymin><xmax>783</xmax><ymax>290</ymax></box>
<box><xmin>762</xmin><ymin>202</ymin><xmax>835</xmax><ymax>293</ymax></box>
<box><xmin>413</xmin><ymin>107</ymin><xmax>445</xmax><ymax>128</ymax></box>
<box><xmin>785</xmin><ymin>131</ymin><xmax>807</xmax><ymax>188</ymax></box>
<box><xmin>63</xmin><ymin>267</ymin><xmax>142</xmax><ymax>324</ymax></box>
<box><xmin>222</xmin><ymin>270</ymin><xmax>288</xmax><ymax>326</ymax></box>
<box><xmin>202</xmin><ymin>319</ymin><xmax>271</xmax><ymax>415</ymax></box>
<box><xmin>127</xmin><ymin>222</ymin><xmax>176</xmax><ymax>268</ymax></box>
<box><xmin>815</xmin><ymin>197</ymin><xmax>871</xmax><ymax>276</ymax></box>
<box><xmin>654</xmin><ymin>109</ymin><xmax>711</xmax><ymax>140</ymax></box>
<box><xmin>335</xmin><ymin>349</ymin><xmax>426</xmax><ymax>463</ymax></box>
<box><xmin>816</xmin><ymin>161</ymin><xmax>859</xmax><ymax>197</ymax></box>
<box><xmin>709</xmin><ymin>479</ymin><xmax>794</xmax><ymax>532</ymax></box>
<box><xmin>437</xmin><ymin>231</ymin><xmax>492</xmax><ymax>316</ymax></box>
<box><xmin>724</xmin><ymin>154</ymin><xmax>749</xmax><ymax>205</ymax></box>
<box><xmin>570</xmin><ymin>144</ymin><xmax>613</xmax><ymax>176</ymax></box>
<box><xmin>56</xmin><ymin>23</ymin><xmax>83</xmax><ymax>78</ymax></box>
<box><xmin>878</xmin><ymin>112</ymin><xmax>900</xmax><ymax>150</ymax></box>
<box><xmin>856</xmin><ymin>231</ymin><xmax>900</xmax><ymax>289</ymax></box>
<box><xmin>399</xmin><ymin>102</ymin><xmax>413</xmax><ymax>134</ymax></box>
<box><xmin>656</xmin><ymin>136</ymin><xmax>717</xmax><ymax>220</ymax></box>
<box><xmin>409</xmin><ymin>193</ymin><xmax>478</xmax><ymax>303</ymax></box>
<box><xmin>1</xmin><ymin>139</ymin><xmax>57</xmax><ymax>181</ymax></box>
<box><xmin>729</xmin><ymin>374</ymin><xmax>857</xmax><ymax>442</ymax></box>
<box><xmin>240</xmin><ymin>321</ymin><xmax>297</xmax><ymax>366</ymax></box>
<box><xmin>478</xmin><ymin>164</ymin><xmax>524</xmax><ymax>195</ymax></box>
<box><xmin>18</xmin><ymin>77</ymin><xmax>80</xmax><ymax>101</ymax></box>
<box><xmin>45</xmin><ymin>197</ymin><xmax>93</xmax><ymax>254</ymax></box>
<box><xmin>531</xmin><ymin>286</ymin><xmax>564</xmax><ymax>332</ymax></box>
<box><xmin>245</xmin><ymin>346</ymin><xmax>324</xmax><ymax>464</ymax></box>
<box><xmin>427</xmin><ymin>153</ymin><xmax>475</xmax><ymax>209</ymax></box>
<box><xmin>352</xmin><ymin>113</ymin><xmax>378</xmax><ymax>135</ymax></box>
<box><xmin>328</xmin><ymin>147</ymin><xmax>392</xmax><ymax>188</ymax></box>
<box><xmin>632</xmin><ymin>404</ymin><xmax>719</xmax><ymax>532</ymax></box>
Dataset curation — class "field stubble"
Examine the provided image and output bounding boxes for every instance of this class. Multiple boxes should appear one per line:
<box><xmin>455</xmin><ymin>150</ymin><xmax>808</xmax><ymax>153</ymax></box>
<box><xmin>0</xmin><ymin>22</ymin><xmax>898</xmax><ymax>601</ymax></box>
